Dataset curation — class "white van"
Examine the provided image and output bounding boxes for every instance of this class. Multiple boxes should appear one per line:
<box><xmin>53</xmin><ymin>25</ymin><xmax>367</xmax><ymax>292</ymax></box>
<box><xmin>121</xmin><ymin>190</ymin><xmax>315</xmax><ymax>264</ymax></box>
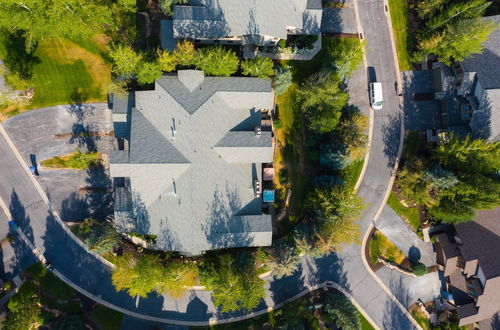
<box><xmin>369</xmin><ymin>82</ymin><xmax>383</xmax><ymax>110</ymax></box>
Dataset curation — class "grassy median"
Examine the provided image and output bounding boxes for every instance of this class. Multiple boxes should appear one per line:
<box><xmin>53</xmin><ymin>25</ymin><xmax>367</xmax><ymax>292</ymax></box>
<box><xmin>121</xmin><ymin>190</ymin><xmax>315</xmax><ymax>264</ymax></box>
<box><xmin>388</xmin><ymin>0</ymin><xmax>414</xmax><ymax>71</ymax></box>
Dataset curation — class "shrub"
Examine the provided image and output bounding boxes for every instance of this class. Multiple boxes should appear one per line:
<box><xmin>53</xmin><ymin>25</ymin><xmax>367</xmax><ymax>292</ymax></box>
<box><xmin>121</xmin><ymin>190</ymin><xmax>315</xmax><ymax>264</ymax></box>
<box><xmin>157</xmin><ymin>49</ymin><xmax>178</xmax><ymax>72</ymax></box>
<box><xmin>174</xmin><ymin>40</ymin><xmax>197</xmax><ymax>67</ymax></box>
<box><xmin>109</xmin><ymin>45</ymin><xmax>142</xmax><ymax>78</ymax></box>
<box><xmin>274</xmin><ymin>66</ymin><xmax>293</xmax><ymax>95</ymax></box>
<box><xmin>240</xmin><ymin>57</ymin><xmax>274</xmax><ymax>78</ymax></box>
<box><xmin>137</xmin><ymin>61</ymin><xmax>163</xmax><ymax>85</ymax></box>
<box><xmin>412</xmin><ymin>262</ymin><xmax>428</xmax><ymax>276</ymax></box>
<box><xmin>195</xmin><ymin>47</ymin><xmax>239</xmax><ymax>76</ymax></box>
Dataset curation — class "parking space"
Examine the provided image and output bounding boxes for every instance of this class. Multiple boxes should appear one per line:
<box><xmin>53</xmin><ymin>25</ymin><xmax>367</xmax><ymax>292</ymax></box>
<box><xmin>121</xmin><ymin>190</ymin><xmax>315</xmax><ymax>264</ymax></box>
<box><xmin>3</xmin><ymin>103</ymin><xmax>115</xmax><ymax>222</ymax></box>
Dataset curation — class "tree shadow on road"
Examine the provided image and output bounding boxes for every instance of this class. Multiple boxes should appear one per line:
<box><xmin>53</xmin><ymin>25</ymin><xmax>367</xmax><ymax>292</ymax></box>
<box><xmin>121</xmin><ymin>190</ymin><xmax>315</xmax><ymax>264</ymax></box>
<box><xmin>382</xmin><ymin>276</ymin><xmax>414</xmax><ymax>329</ymax></box>
<box><xmin>4</xmin><ymin>190</ymin><xmax>38</xmax><ymax>279</ymax></box>
<box><xmin>382</xmin><ymin>112</ymin><xmax>402</xmax><ymax>169</ymax></box>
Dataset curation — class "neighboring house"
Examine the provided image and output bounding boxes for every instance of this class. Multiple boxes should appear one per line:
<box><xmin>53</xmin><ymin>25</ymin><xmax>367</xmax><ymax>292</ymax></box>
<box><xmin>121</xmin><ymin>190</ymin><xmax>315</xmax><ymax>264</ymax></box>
<box><xmin>108</xmin><ymin>70</ymin><xmax>274</xmax><ymax>255</ymax></box>
<box><xmin>433</xmin><ymin>15</ymin><xmax>500</xmax><ymax>141</ymax></box>
<box><xmin>166</xmin><ymin>0</ymin><xmax>322</xmax><ymax>47</ymax></box>
<box><xmin>436</xmin><ymin>208</ymin><xmax>500</xmax><ymax>326</ymax></box>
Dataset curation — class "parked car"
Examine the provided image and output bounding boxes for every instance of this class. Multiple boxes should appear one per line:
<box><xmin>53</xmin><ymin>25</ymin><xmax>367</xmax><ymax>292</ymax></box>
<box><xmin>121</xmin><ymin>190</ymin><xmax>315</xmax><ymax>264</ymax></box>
<box><xmin>369</xmin><ymin>82</ymin><xmax>383</xmax><ymax>110</ymax></box>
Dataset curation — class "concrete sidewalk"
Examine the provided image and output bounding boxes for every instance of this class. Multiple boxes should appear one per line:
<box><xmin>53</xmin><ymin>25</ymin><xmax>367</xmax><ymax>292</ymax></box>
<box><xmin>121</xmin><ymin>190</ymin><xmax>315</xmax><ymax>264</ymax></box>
<box><xmin>376</xmin><ymin>205</ymin><xmax>435</xmax><ymax>266</ymax></box>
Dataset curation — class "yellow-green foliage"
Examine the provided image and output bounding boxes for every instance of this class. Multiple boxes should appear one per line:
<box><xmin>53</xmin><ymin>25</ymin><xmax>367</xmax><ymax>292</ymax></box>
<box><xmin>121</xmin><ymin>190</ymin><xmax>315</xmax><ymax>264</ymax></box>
<box><xmin>41</xmin><ymin>149</ymin><xmax>100</xmax><ymax>169</ymax></box>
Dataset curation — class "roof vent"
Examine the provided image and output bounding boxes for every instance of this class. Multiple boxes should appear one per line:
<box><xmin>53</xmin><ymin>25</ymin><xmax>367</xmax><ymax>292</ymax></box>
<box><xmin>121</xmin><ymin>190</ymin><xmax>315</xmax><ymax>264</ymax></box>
<box><xmin>255</xmin><ymin>126</ymin><xmax>262</xmax><ymax>136</ymax></box>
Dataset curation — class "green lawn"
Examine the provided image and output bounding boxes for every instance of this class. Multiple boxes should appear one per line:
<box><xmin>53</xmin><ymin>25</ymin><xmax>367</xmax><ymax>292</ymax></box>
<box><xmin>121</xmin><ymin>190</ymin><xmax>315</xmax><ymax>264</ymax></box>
<box><xmin>274</xmin><ymin>84</ymin><xmax>314</xmax><ymax>224</ymax></box>
<box><xmin>0</xmin><ymin>33</ymin><xmax>111</xmax><ymax>117</ymax></box>
<box><xmin>29</xmin><ymin>38</ymin><xmax>110</xmax><ymax>109</ymax></box>
<box><xmin>387</xmin><ymin>191</ymin><xmax>420</xmax><ymax>231</ymax></box>
<box><xmin>92</xmin><ymin>304</ymin><xmax>124</xmax><ymax>330</ymax></box>
<box><xmin>25</xmin><ymin>263</ymin><xmax>75</xmax><ymax>300</ymax></box>
<box><xmin>388</xmin><ymin>0</ymin><xmax>413</xmax><ymax>71</ymax></box>
<box><xmin>358</xmin><ymin>310</ymin><xmax>376</xmax><ymax>330</ymax></box>
<box><xmin>344</xmin><ymin>158</ymin><xmax>365</xmax><ymax>192</ymax></box>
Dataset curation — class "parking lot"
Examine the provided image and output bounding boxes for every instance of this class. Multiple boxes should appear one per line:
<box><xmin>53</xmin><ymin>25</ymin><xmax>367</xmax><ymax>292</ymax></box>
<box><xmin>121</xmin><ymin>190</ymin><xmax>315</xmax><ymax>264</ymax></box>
<box><xmin>3</xmin><ymin>103</ymin><xmax>115</xmax><ymax>222</ymax></box>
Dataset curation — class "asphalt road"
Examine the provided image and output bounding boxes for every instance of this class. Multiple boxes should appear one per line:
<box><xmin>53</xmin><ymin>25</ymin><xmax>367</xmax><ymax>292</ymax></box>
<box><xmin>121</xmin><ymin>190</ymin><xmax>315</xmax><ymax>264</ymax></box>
<box><xmin>0</xmin><ymin>0</ymin><xmax>420</xmax><ymax>328</ymax></box>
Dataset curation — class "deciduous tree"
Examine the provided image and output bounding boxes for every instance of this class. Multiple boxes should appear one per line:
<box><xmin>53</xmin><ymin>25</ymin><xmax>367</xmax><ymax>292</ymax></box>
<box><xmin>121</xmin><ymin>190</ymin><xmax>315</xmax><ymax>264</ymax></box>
<box><xmin>200</xmin><ymin>253</ymin><xmax>265</xmax><ymax>313</ymax></box>
<box><xmin>0</xmin><ymin>0</ymin><xmax>114</xmax><ymax>52</ymax></box>
<box><xmin>109</xmin><ymin>45</ymin><xmax>142</xmax><ymax>78</ymax></box>
<box><xmin>195</xmin><ymin>47</ymin><xmax>239</xmax><ymax>76</ymax></box>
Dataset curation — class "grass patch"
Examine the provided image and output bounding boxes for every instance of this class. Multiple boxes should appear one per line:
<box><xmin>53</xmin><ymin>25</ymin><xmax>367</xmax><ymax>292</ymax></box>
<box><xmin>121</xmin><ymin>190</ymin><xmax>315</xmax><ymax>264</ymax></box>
<box><xmin>402</xmin><ymin>131</ymin><xmax>425</xmax><ymax>159</ymax></box>
<box><xmin>92</xmin><ymin>304</ymin><xmax>124</xmax><ymax>330</ymax></box>
<box><xmin>388</xmin><ymin>0</ymin><xmax>413</xmax><ymax>71</ymax></box>
<box><xmin>409</xmin><ymin>305</ymin><xmax>431</xmax><ymax>330</ymax></box>
<box><xmin>387</xmin><ymin>192</ymin><xmax>420</xmax><ymax>231</ymax></box>
<box><xmin>41</xmin><ymin>149</ymin><xmax>100</xmax><ymax>170</ymax></box>
<box><xmin>0</xmin><ymin>33</ymin><xmax>111</xmax><ymax>117</ymax></box>
<box><xmin>369</xmin><ymin>231</ymin><xmax>406</xmax><ymax>264</ymax></box>
<box><xmin>29</xmin><ymin>38</ymin><xmax>111</xmax><ymax>109</ymax></box>
<box><xmin>39</xmin><ymin>272</ymin><xmax>75</xmax><ymax>300</ymax></box>
<box><xmin>25</xmin><ymin>263</ymin><xmax>75</xmax><ymax>300</ymax></box>
<box><xmin>344</xmin><ymin>158</ymin><xmax>365</xmax><ymax>192</ymax></box>
<box><xmin>357</xmin><ymin>310</ymin><xmax>376</xmax><ymax>330</ymax></box>
<box><xmin>274</xmin><ymin>84</ymin><xmax>315</xmax><ymax>223</ymax></box>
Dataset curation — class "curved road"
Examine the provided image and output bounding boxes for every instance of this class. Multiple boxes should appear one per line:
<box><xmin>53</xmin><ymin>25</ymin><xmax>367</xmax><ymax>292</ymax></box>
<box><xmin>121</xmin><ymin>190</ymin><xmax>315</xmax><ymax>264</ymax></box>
<box><xmin>0</xmin><ymin>0</ymin><xmax>416</xmax><ymax>328</ymax></box>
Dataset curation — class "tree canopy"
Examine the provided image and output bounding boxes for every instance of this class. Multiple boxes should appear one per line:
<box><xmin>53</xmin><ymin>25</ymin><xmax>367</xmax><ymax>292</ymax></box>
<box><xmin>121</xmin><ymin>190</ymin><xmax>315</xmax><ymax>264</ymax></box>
<box><xmin>297</xmin><ymin>72</ymin><xmax>348</xmax><ymax>134</ymax></box>
<box><xmin>414</xmin><ymin>0</ymin><xmax>497</xmax><ymax>64</ymax></box>
<box><xmin>0</xmin><ymin>0</ymin><xmax>115</xmax><ymax>52</ymax></box>
<box><xmin>4</xmin><ymin>282</ymin><xmax>42</xmax><ymax>330</ymax></box>
<box><xmin>200</xmin><ymin>252</ymin><xmax>265</xmax><ymax>313</ymax></box>
<box><xmin>397</xmin><ymin>135</ymin><xmax>500</xmax><ymax>223</ymax></box>
<box><xmin>196</xmin><ymin>47</ymin><xmax>240</xmax><ymax>76</ymax></box>
<box><xmin>111</xmin><ymin>253</ymin><xmax>198</xmax><ymax>298</ymax></box>
<box><xmin>325</xmin><ymin>294</ymin><xmax>361</xmax><ymax>330</ymax></box>
<box><xmin>73</xmin><ymin>218</ymin><xmax>119</xmax><ymax>254</ymax></box>
<box><xmin>240</xmin><ymin>57</ymin><xmax>275</xmax><ymax>78</ymax></box>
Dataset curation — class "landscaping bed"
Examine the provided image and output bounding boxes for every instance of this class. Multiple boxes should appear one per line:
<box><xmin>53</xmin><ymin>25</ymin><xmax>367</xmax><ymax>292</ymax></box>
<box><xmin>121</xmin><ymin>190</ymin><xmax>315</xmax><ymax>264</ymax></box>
<box><xmin>41</xmin><ymin>150</ymin><xmax>101</xmax><ymax>170</ymax></box>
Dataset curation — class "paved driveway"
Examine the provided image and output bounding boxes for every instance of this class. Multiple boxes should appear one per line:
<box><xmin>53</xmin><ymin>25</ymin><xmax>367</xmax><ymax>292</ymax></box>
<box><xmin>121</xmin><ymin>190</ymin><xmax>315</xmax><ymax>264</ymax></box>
<box><xmin>3</xmin><ymin>103</ymin><xmax>114</xmax><ymax>221</ymax></box>
<box><xmin>402</xmin><ymin>70</ymin><xmax>441</xmax><ymax>131</ymax></box>
<box><xmin>377</xmin><ymin>205</ymin><xmax>436</xmax><ymax>266</ymax></box>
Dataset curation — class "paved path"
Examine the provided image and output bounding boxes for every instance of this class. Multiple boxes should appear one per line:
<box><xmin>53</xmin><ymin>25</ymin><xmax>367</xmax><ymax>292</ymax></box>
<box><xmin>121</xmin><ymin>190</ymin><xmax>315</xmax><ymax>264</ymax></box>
<box><xmin>377</xmin><ymin>205</ymin><xmax>436</xmax><ymax>266</ymax></box>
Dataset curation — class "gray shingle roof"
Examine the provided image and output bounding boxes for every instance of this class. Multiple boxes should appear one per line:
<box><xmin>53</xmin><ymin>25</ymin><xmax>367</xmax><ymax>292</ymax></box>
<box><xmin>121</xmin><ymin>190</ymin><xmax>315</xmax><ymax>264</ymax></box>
<box><xmin>173</xmin><ymin>0</ymin><xmax>322</xmax><ymax>41</ymax></box>
<box><xmin>464</xmin><ymin>16</ymin><xmax>500</xmax><ymax>142</ymax></box>
<box><xmin>129</xmin><ymin>110</ymin><xmax>189</xmax><ymax>164</ymax></box>
<box><xmin>109</xmin><ymin>70</ymin><xmax>274</xmax><ymax>255</ymax></box>
<box><xmin>455</xmin><ymin>208</ymin><xmax>500</xmax><ymax>279</ymax></box>
<box><xmin>156</xmin><ymin>72</ymin><xmax>272</xmax><ymax>114</ymax></box>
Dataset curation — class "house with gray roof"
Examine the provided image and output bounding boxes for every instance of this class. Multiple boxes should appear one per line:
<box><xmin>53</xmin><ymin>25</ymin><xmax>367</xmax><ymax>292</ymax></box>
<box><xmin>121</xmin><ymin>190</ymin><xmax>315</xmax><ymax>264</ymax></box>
<box><xmin>434</xmin><ymin>15</ymin><xmax>500</xmax><ymax>141</ymax></box>
<box><xmin>436</xmin><ymin>208</ymin><xmax>500</xmax><ymax>326</ymax></box>
<box><xmin>166</xmin><ymin>0</ymin><xmax>322</xmax><ymax>48</ymax></box>
<box><xmin>109</xmin><ymin>70</ymin><xmax>275</xmax><ymax>255</ymax></box>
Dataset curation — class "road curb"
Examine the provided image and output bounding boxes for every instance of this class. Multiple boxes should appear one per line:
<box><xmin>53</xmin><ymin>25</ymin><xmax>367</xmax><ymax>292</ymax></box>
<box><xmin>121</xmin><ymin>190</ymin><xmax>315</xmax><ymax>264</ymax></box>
<box><xmin>0</xmin><ymin>124</ymin><xmax>115</xmax><ymax>270</ymax></box>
